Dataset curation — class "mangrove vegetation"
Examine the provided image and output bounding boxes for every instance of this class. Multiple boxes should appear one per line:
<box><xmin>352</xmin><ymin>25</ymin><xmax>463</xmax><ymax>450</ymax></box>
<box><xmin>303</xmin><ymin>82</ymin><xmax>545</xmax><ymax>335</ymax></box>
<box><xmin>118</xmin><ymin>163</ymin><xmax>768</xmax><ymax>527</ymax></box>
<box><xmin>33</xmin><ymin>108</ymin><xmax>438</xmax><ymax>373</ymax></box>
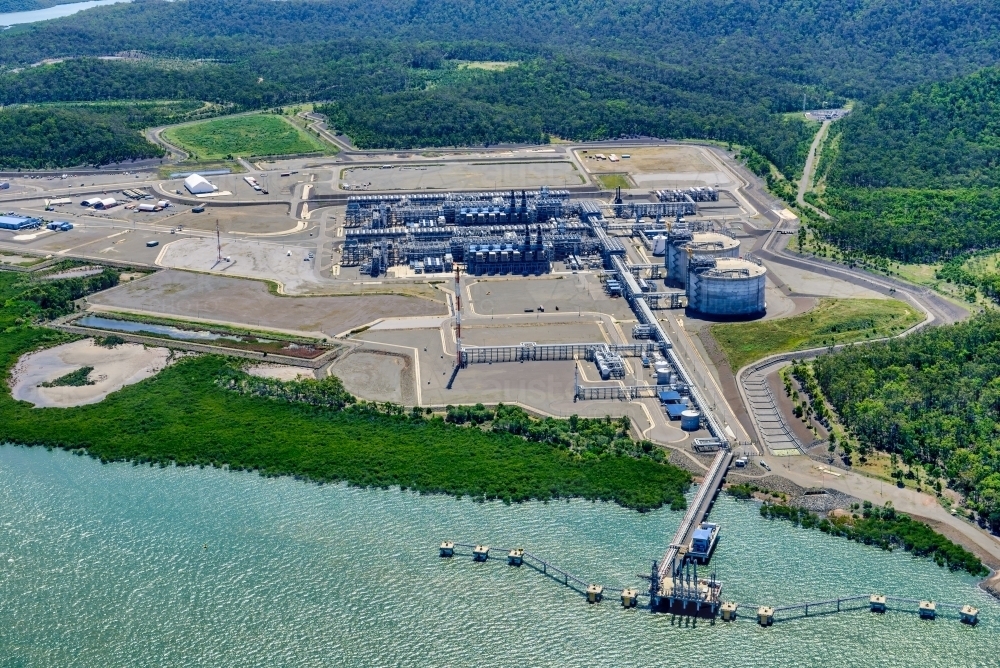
<box><xmin>0</xmin><ymin>269</ymin><xmax>691</xmax><ymax>512</ymax></box>
<box><xmin>760</xmin><ymin>501</ymin><xmax>988</xmax><ymax>576</ymax></box>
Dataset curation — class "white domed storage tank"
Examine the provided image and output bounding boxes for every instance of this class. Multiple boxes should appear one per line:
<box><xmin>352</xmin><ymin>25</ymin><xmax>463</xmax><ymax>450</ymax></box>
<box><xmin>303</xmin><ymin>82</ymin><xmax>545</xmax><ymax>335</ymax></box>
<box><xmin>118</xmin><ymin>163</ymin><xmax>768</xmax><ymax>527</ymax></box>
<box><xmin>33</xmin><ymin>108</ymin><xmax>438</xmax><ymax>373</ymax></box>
<box><xmin>687</xmin><ymin>257</ymin><xmax>766</xmax><ymax>317</ymax></box>
<box><xmin>680</xmin><ymin>410</ymin><xmax>702</xmax><ymax>431</ymax></box>
<box><xmin>652</xmin><ymin>234</ymin><xmax>667</xmax><ymax>256</ymax></box>
<box><xmin>666</xmin><ymin>232</ymin><xmax>740</xmax><ymax>286</ymax></box>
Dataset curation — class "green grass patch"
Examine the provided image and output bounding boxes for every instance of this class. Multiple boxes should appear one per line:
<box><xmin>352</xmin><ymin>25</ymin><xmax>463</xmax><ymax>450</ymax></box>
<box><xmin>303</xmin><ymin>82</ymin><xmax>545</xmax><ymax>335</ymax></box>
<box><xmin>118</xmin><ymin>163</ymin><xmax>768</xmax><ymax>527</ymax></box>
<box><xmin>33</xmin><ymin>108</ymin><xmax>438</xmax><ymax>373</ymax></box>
<box><xmin>40</xmin><ymin>366</ymin><xmax>94</xmax><ymax>387</ymax></box>
<box><xmin>163</xmin><ymin>114</ymin><xmax>330</xmax><ymax>160</ymax></box>
<box><xmin>157</xmin><ymin>160</ymin><xmax>243</xmax><ymax>179</ymax></box>
<box><xmin>595</xmin><ymin>173</ymin><xmax>632</xmax><ymax>189</ymax></box>
<box><xmin>711</xmin><ymin>298</ymin><xmax>923</xmax><ymax>371</ymax></box>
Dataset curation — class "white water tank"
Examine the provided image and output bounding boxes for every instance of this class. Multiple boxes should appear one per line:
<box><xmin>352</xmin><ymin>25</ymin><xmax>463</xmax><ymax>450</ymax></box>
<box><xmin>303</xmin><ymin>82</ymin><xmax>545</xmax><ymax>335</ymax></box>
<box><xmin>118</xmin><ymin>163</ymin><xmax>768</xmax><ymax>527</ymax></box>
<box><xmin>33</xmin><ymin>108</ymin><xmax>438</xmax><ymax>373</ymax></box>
<box><xmin>652</xmin><ymin>234</ymin><xmax>667</xmax><ymax>256</ymax></box>
<box><xmin>654</xmin><ymin>362</ymin><xmax>672</xmax><ymax>385</ymax></box>
<box><xmin>681</xmin><ymin>410</ymin><xmax>701</xmax><ymax>431</ymax></box>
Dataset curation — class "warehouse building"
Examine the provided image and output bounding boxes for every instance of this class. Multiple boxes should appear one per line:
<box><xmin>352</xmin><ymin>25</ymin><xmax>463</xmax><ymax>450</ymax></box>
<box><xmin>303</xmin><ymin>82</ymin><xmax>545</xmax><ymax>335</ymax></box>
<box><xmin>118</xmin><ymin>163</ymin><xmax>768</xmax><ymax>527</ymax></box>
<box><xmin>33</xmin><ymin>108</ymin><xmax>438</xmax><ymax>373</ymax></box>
<box><xmin>0</xmin><ymin>215</ymin><xmax>42</xmax><ymax>231</ymax></box>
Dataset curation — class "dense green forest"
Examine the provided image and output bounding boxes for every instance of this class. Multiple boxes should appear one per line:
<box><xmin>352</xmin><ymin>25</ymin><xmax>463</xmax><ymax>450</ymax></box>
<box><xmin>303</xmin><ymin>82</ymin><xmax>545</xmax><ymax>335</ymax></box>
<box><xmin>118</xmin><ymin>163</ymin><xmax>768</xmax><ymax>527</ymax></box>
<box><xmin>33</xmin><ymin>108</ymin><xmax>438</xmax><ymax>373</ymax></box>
<box><xmin>810</xmin><ymin>66</ymin><xmax>1000</xmax><ymax>262</ymax></box>
<box><xmin>830</xmin><ymin>68</ymin><xmax>1000</xmax><ymax>190</ymax></box>
<box><xmin>0</xmin><ymin>269</ymin><xmax>691</xmax><ymax>511</ymax></box>
<box><xmin>2</xmin><ymin>0</ymin><xmax>1000</xmax><ymax>168</ymax></box>
<box><xmin>814</xmin><ymin>187</ymin><xmax>1000</xmax><ymax>262</ymax></box>
<box><xmin>0</xmin><ymin>106</ymin><xmax>162</xmax><ymax>168</ymax></box>
<box><xmin>813</xmin><ymin>313</ymin><xmax>1000</xmax><ymax>534</ymax></box>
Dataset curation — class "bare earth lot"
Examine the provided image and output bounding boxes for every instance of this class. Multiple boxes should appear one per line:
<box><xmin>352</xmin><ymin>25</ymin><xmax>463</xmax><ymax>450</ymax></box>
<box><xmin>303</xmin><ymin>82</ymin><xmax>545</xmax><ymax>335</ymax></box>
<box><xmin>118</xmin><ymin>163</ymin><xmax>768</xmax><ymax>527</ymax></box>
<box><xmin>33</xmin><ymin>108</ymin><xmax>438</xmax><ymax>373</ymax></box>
<box><xmin>10</xmin><ymin>339</ymin><xmax>171</xmax><ymax>408</ymax></box>
<box><xmin>88</xmin><ymin>269</ymin><xmax>446</xmax><ymax>337</ymax></box>
<box><xmin>340</xmin><ymin>161</ymin><xmax>583</xmax><ymax>190</ymax></box>
<box><xmin>327</xmin><ymin>349</ymin><xmax>415</xmax><ymax>405</ymax></box>
<box><xmin>576</xmin><ymin>146</ymin><xmax>732</xmax><ymax>188</ymax></box>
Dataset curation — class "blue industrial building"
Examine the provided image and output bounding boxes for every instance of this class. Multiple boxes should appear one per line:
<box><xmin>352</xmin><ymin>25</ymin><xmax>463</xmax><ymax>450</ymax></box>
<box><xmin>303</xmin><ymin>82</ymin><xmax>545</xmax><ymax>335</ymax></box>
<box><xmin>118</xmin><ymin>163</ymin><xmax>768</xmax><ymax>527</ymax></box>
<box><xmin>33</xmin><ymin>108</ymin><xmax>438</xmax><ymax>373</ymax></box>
<box><xmin>0</xmin><ymin>215</ymin><xmax>42</xmax><ymax>231</ymax></box>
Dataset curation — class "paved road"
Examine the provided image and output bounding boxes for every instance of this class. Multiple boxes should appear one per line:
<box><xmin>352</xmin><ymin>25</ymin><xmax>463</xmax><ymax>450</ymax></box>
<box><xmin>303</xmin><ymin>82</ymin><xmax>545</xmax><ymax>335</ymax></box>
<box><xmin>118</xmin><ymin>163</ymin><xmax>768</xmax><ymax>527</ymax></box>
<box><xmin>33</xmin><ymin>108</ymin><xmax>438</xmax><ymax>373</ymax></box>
<box><xmin>717</xmin><ymin>155</ymin><xmax>997</xmax><ymax>566</ymax></box>
<box><xmin>774</xmin><ymin>455</ymin><xmax>1000</xmax><ymax>568</ymax></box>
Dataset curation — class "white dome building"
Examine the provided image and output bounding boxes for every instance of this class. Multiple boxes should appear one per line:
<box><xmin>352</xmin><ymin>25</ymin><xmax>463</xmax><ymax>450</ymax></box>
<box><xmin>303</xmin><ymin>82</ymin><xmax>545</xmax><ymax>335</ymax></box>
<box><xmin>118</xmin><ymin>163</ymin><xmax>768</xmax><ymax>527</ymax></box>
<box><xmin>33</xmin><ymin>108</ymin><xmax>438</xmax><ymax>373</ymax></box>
<box><xmin>184</xmin><ymin>174</ymin><xmax>218</xmax><ymax>195</ymax></box>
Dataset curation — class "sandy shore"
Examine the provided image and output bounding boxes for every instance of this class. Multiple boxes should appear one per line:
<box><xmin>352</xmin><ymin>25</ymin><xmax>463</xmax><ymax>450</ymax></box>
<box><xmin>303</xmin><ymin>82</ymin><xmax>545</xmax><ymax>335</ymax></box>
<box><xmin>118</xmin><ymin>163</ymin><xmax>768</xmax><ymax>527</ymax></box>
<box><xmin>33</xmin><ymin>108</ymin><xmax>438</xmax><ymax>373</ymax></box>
<box><xmin>9</xmin><ymin>339</ymin><xmax>172</xmax><ymax>408</ymax></box>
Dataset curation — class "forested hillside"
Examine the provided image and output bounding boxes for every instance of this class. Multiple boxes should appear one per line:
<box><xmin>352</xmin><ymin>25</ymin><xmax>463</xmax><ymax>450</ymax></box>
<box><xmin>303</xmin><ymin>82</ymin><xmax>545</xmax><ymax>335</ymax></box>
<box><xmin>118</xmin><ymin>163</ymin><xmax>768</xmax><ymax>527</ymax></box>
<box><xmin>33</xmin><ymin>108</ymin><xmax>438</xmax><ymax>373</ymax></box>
<box><xmin>831</xmin><ymin>68</ymin><xmax>1000</xmax><ymax>190</ymax></box>
<box><xmin>0</xmin><ymin>105</ymin><xmax>166</xmax><ymax>168</ymax></box>
<box><xmin>809</xmin><ymin>67</ymin><xmax>1000</xmax><ymax>262</ymax></box>
<box><xmin>814</xmin><ymin>313</ymin><xmax>1000</xmax><ymax>533</ymax></box>
<box><xmin>1</xmin><ymin>0</ymin><xmax>1000</xmax><ymax>167</ymax></box>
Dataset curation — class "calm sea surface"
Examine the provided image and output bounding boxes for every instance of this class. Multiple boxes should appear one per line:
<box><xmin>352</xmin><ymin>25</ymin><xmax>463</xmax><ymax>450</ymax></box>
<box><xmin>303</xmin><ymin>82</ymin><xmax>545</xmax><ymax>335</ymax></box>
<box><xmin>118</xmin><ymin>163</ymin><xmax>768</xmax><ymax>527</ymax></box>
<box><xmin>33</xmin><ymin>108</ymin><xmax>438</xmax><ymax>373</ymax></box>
<box><xmin>0</xmin><ymin>444</ymin><xmax>997</xmax><ymax>666</ymax></box>
<box><xmin>0</xmin><ymin>0</ymin><xmax>129</xmax><ymax>27</ymax></box>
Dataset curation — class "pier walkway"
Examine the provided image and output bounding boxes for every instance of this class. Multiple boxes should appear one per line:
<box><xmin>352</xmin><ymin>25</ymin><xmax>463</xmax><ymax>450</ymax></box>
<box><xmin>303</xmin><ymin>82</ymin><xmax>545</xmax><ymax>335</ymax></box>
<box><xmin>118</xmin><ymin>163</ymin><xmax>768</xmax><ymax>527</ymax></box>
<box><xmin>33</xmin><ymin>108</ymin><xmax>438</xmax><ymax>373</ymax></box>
<box><xmin>440</xmin><ymin>542</ymin><xmax>981</xmax><ymax>625</ymax></box>
<box><xmin>650</xmin><ymin>445</ymin><xmax>731</xmax><ymax>613</ymax></box>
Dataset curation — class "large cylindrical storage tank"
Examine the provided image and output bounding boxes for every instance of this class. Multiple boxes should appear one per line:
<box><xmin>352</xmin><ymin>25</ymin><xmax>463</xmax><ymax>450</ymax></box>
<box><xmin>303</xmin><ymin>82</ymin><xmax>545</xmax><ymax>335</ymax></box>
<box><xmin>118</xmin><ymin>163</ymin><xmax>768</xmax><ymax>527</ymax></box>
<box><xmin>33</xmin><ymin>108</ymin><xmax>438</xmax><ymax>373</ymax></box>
<box><xmin>666</xmin><ymin>232</ymin><xmax>740</xmax><ymax>286</ymax></box>
<box><xmin>654</xmin><ymin>361</ymin><xmax>672</xmax><ymax>385</ymax></box>
<box><xmin>681</xmin><ymin>410</ymin><xmax>701</xmax><ymax>431</ymax></box>
<box><xmin>652</xmin><ymin>234</ymin><xmax>667</xmax><ymax>256</ymax></box>
<box><xmin>687</xmin><ymin>257</ymin><xmax>767</xmax><ymax>317</ymax></box>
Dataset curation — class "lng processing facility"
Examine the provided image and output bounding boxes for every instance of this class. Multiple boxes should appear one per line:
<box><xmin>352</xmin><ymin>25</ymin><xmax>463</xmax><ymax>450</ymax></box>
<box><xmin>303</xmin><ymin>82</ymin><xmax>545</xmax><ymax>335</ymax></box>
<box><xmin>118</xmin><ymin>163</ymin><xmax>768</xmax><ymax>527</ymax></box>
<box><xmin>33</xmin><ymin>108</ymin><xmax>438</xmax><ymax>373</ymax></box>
<box><xmin>1</xmin><ymin>140</ymin><xmax>983</xmax><ymax>625</ymax></box>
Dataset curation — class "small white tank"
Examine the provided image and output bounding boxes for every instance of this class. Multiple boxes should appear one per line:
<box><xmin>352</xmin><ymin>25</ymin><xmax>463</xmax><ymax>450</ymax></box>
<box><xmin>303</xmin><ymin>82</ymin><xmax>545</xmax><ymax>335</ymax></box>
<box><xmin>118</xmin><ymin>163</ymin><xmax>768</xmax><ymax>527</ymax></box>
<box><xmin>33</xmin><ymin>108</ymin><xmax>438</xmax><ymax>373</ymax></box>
<box><xmin>652</xmin><ymin>234</ymin><xmax>667</xmax><ymax>256</ymax></box>
<box><xmin>681</xmin><ymin>410</ymin><xmax>701</xmax><ymax>431</ymax></box>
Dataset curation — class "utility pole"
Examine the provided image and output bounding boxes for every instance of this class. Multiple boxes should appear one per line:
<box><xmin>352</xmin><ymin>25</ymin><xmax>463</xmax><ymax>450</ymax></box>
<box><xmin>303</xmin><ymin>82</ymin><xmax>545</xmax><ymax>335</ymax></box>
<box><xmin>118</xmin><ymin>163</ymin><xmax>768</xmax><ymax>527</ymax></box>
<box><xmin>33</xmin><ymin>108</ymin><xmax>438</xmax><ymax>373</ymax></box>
<box><xmin>216</xmin><ymin>219</ymin><xmax>222</xmax><ymax>263</ymax></box>
<box><xmin>803</xmin><ymin>92</ymin><xmax>807</xmax><ymax>113</ymax></box>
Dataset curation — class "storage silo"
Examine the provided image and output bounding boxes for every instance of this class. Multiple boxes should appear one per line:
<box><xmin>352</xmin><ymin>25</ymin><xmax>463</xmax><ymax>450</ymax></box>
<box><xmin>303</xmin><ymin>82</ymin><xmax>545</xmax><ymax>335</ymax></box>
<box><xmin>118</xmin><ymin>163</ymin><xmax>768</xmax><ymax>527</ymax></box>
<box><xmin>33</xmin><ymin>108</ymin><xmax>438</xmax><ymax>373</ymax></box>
<box><xmin>680</xmin><ymin>410</ymin><xmax>702</xmax><ymax>431</ymax></box>
<box><xmin>687</xmin><ymin>257</ymin><xmax>766</xmax><ymax>317</ymax></box>
<box><xmin>654</xmin><ymin>361</ymin><xmax>672</xmax><ymax>385</ymax></box>
<box><xmin>666</xmin><ymin>232</ymin><xmax>740</xmax><ymax>286</ymax></box>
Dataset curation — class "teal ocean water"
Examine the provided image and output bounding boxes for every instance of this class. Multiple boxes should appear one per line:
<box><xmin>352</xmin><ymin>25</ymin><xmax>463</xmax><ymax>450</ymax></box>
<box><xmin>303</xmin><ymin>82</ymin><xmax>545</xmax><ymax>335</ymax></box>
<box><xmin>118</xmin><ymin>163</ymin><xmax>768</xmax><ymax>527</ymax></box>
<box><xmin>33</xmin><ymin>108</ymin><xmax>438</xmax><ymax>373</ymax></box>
<box><xmin>0</xmin><ymin>444</ymin><xmax>997</xmax><ymax>667</ymax></box>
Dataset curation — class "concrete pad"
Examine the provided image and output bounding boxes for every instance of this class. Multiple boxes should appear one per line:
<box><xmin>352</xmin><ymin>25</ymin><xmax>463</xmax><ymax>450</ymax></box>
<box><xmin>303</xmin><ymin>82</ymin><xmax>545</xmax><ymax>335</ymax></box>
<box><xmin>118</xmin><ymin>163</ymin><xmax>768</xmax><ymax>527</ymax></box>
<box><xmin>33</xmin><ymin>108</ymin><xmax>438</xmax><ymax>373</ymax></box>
<box><xmin>467</xmin><ymin>274</ymin><xmax>635</xmax><ymax>320</ymax></box>
<box><xmin>461</xmin><ymin>322</ymin><xmax>607</xmax><ymax>346</ymax></box>
<box><xmin>9</xmin><ymin>339</ymin><xmax>171</xmax><ymax>408</ymax></box>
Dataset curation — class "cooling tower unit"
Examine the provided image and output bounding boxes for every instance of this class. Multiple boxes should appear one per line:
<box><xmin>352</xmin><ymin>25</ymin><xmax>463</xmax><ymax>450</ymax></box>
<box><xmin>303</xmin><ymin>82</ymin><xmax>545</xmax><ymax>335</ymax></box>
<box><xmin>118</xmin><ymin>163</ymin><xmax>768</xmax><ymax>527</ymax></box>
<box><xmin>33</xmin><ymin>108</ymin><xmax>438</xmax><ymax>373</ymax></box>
<box><xmin>687</xmin><ymin>257</ymin><xmax>766</xmax><ymax>317</ymax></box>
<box><xmin>666</xmin><ymin>232</ymin><xmax>740</xmax><ymax>287</ymax></box>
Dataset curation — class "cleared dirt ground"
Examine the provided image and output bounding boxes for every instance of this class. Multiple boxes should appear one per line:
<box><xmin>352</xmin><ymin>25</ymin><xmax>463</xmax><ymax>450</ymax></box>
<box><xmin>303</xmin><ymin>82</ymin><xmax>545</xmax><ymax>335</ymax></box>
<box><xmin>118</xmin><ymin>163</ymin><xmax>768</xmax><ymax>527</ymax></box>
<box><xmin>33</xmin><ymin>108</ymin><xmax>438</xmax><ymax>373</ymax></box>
<box><xmin>246</xmin><ymin>364</ymin><xmax>316</xmax><ymax>382</ymax></box>
<box><xmin>339</xmin><ymin>161</ymin><xmax>583</xmax><ymax>190</ymax></box>
<box><xmin>167</xmin><ymin>204</ymin><xmax>294</xmax><ymax>234</ymax></box>
<box><xmin>576</xmin><ymin>146</ymin><xmax>731</xmax><ymax>188</ymax></box>
<box><xmin>578</xmin><ymin>146</ymin><xmax>715</xmax><ymax>174</ymax></box>
<box><xmin>327</xmin><ymin>349</ymin><xmax>415</xmax><ymax>405</ymax></box>
<box><xmin>88</xmin><ymin>269</ymin><xmax>447</xmax><ymax>337</ymax></box>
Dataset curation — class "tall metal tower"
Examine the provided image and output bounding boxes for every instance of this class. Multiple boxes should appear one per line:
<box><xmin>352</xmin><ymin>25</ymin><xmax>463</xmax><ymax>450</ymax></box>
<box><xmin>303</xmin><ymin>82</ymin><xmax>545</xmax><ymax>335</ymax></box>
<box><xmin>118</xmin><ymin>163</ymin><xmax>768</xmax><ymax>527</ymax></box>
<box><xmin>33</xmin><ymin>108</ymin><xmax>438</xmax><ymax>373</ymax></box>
<box><xmin>215</xmin><ymin>220</ymin><xmax>222</xmax><ymax>263</ymax></box>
